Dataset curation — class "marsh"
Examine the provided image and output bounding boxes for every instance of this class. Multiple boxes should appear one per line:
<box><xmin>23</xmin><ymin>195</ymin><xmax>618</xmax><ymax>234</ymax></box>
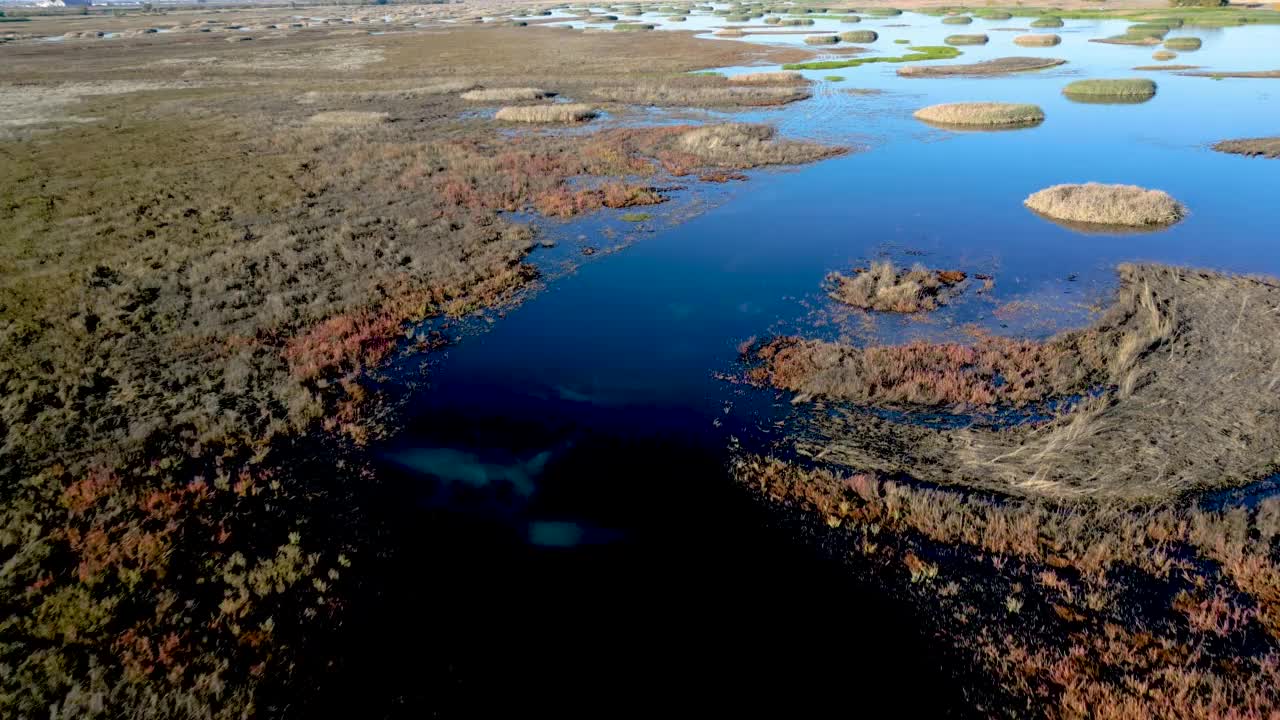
<box><xmin>4</xmin><ymin>2</ymin><xmax>1280</xmax><ymax>718</ymax></box>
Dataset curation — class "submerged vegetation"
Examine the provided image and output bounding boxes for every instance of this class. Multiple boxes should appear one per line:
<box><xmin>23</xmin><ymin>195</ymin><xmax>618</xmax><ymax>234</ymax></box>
<box><xmin>913</xmin><ymin>101</ymin><xmax>1045</xmax><ymax>128</ymax></box>
<box><xmin>1024</xmin><ymin>182</ymin><xmax>1185</xmax><ymax>227</ymax></box>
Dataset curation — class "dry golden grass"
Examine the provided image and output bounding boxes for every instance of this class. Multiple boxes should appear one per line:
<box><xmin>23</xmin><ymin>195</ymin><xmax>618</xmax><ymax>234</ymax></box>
<box><xmin>1152</xmin><ymin>49</ymin><xmax>1178</xmax><ymax>60</ymax></box>
<box><xmin>913</xmin><ymin>102</ymin><xmax>1044</xmax><ymax>127</ymax></box>
<box><xmin>460</xmin><ymin>87</ymin><xmax>549</xmax><ymax>102</ymax></box>
<box><xmin>824</xmin><ymin>261</ymin><xmax>969</xmax><ymax>312</ymax></box>
<box><xmin>728</xmin><ymin>70</ymin><xmax>803</xmax><ymax>84</ymax></box>
<box><xmin>1014</xmin><ymin>33</ymin><xmax>1061</xmax><ymax>46</ymax></box>
<box><xmin>306</xmin><ymin>110</ymin><xmax>391</xmax><ymax>126</ymax></box>
<box><xmin>1024</xmin><ymin>182</ymin><xmax>1184</xmax><ymax>227</ymax></box>
<box><xmin>494</xmin><ymin>103</ymin><xmax>597</xmax><ymax>123</ymax></box>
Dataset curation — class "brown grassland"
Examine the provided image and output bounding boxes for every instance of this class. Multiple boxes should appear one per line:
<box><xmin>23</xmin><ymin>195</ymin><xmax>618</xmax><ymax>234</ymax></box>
<box><xmin>0</xmin><ymin>18</ymin><xmax>840</xmax><ymax>718</ymax></box>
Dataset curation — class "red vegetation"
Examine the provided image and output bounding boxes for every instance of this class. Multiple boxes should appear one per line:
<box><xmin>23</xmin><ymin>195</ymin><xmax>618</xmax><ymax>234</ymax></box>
<box><xmin>751</xmin><ymin>331</ymin><xmax>1102</xmax><ymax>407</ymax></box>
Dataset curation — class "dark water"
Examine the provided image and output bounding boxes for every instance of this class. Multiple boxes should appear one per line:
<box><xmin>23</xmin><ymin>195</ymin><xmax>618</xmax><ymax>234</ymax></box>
<box><xmin>325</xmin><ymin>12</ymin><xmax>1280</xmax><ymax>715</ymax></box>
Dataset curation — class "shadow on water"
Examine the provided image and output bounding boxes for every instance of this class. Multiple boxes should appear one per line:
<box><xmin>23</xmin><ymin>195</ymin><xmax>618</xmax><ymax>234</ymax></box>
<box><xmin>310</xmin><ymin>398</ymin><xmax>966</xmax><ymax>718</ymax></box>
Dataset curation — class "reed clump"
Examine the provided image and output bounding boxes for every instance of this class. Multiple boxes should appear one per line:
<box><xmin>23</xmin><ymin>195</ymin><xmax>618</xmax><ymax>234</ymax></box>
<box><xmin>1062</xmin><ymin>78</ymin><xmax>1157</xmax><ymax>101</ymax></box>
<box><xmin>824</xmin><ymin>261</ymin><xmax>969</xmax><ymax>313</ymax></box>
<box><xmin>494</xmin><ymin>103</ymin><xmax>598</xmax><ymax>123</ymax></box>
<box><xmin>1163</xmin><ymin>36</ymin><xmax>1202</xmax><ymax>50</ymax></box>
<box><xmin>1024</xmin><ymin>182</ymin><xmax>1184</xmax><ymax>227</ymax></box>
<box><xmin>945</xmin><ymin>33</ymin><xmax>989</xmax><ymax>45</ymax></box>
<box><xmin>839</xmin><ymin>29</ymin><xmax>877</xmax><ymax>42</ymax></box>
<box><xmin>1014</xmin><ymin>33</ymin><xmax>1061</xmax><ymax>46</ymax></box>
<box><xmin>913</xmin><ymin>102</ymin><xmax>1045</xmax><ymax>128</ymax></box>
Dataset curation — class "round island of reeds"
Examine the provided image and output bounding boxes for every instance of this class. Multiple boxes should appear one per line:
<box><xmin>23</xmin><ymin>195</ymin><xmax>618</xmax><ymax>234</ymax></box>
<box><xmin>945</xmin><ymin>33</ymin><xmax>989</xmax><ymax>45</ymax></box>
<box><xmin>494</xmin><ymin>103</ymin><xmax>597</xmax><ymax>123</ymax></box>
<box><xmin>1062</xmin><ymin>78</ymin><xmax>1157</xmax><ymax>104</ymax></box>
<box><xmin>1031</xmin><ymin>16</ymin><xmax>1064</xmax><ymax>28</ymax></box>
<box><xmin>1164</xmin><ymin>36</ymin><xmax>1201</xmax><ymax>51</ymax></box>
<box><xmin>1024</xmin><ymin>183</ymin><xmax>1185</xmax><ymax>229</ymax></box>
<box><xmin>804</xmin><ymin>34</ymin><xmax>840</xmax><ymax>45</ymax></box>
<box><xmin>942</xmin><ymin>15</ymin><xmax>972</xmax><ymax>24</ymax></box>
<box><xmin>914</xmin><ymin>102</ymin><xmax>1045</xmax><ymax>129</ymax></box>
<box><xmin>839</xmin><ymin>29</ymin><xmax>877</xmax><ymax>42</ymax></box>
<box><xmin>1015</xmin><ymin>33</ymin><xmax>1061</xmax><ymax>47</ymax></box>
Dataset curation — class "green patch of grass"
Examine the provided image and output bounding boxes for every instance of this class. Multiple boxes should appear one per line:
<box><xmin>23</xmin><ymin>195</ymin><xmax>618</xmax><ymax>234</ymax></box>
<box><xmin>825</xmin><ymin>75</ymin><xmax>846</xmax><ymax>81</ymax></box>
<box><xmin>0</xmin><ymin>16</ymin><xmax>33</xmax><ymax>22</ymax></box>
<box><xmin>613</xmin><ymin>22</ymin><xmax>656</xmax><ymax>30</ymax></box>
<box><xmin>894</xmin><ymin>38</ymin><xmax>910</xmax><ymax>44</ymax></box>
<box><xmin>619</xmin><ymin>212</ymin><xmax>652</xmax><ymax>222</ymax></box>
<box><xmin>783</xmin><ymin>45</ymin><xmax>961</xmax><ymax>71</ymax></box>
<box><xmin>942</xmin><ymin>15</ymin><xmax>973</xmax><ymax>24</ymax></box>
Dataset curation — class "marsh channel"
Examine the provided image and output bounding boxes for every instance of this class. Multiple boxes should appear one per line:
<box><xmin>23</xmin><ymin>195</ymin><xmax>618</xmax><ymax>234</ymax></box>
<box><xmin>330</xmin><ymin>9</ymin><xmax>1280</xmax><ymax>716</ymax></box>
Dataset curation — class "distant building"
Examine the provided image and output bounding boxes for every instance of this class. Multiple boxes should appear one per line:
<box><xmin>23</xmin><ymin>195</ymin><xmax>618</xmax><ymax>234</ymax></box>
<box><xmin>35</xmin><ymin>0</ymin><xmax>93</xmax><ymax>6</ymax></box>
